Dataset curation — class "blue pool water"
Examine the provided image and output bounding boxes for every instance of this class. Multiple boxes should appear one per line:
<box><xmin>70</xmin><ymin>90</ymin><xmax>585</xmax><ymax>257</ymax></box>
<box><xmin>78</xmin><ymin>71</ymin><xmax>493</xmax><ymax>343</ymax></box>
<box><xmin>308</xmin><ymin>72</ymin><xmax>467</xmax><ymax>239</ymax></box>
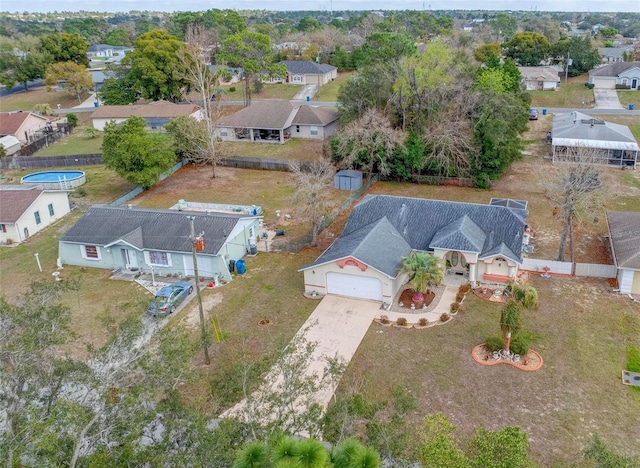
<box><xmin>22</xmin><ymin>170</ymin><xmax>84</xmax><ymax>182</ymax></box>
<box><xmin>21</xmin><ymin>170</ymin><xmax>86</xmax><ymax>189</ymax></box>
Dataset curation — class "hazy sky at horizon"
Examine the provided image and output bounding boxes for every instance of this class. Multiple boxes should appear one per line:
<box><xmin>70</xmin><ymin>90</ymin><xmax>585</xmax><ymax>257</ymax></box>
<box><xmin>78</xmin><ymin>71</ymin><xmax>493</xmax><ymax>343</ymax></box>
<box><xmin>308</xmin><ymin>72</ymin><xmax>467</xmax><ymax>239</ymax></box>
<box><xmin>8</xmin><ymin>0</ymin><xmax>640</xmax><ymax>13</ymax></box>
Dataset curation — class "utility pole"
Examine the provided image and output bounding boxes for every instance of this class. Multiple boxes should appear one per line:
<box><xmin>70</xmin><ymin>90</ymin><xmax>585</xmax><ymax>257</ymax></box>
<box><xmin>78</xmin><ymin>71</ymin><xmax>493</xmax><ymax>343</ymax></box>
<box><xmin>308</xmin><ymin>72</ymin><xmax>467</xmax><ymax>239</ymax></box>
<box><xmin>188</xmin><ymin>216</ymin><xmax>210</xmax><ymax>365</ymax></box>
<box><xmin>564</xmin><ymin>52</ymin><xmax>571</xmax><ymax>105</ymax></box>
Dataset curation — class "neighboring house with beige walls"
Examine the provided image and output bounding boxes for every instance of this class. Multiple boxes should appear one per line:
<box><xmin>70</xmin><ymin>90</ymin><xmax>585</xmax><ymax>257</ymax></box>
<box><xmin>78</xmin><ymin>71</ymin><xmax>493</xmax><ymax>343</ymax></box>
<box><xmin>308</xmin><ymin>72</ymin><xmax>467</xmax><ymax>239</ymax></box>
<box><xmin>299</xmin><ymin>195</ymin><xmax>528</xmax><ymax>303</ymax></box>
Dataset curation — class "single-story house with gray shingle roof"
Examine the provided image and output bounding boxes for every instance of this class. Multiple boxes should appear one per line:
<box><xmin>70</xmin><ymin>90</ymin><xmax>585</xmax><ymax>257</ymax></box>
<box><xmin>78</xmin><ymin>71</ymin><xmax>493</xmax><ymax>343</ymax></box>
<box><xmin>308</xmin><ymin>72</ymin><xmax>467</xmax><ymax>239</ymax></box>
<box><xmin>551</xmin><ymin>111</ymin><xmax>639</xmax><ymax>168</ymax></box>
<box><xmin>264</xmin><ymin>60</ymin><xmax>338</xmax><ymax>85</ymax></box>
<box><xmin>58</xmin><ymin>206</ymin><xmax>262</xmax><ymax>281</ymax></box>
<box><xmin>0</xmin><ymin>187</ymin><xmax>71</xmax><ymax>244</ymax></box>
<box><xmin>217</xmin><ymin>100</ymin><xmax>339</xmax><ymax>143</ymax></box>
<box><xmin>606</xmin><ymin>211</ymin><xmax>640</xmax><ymax>295</ymax></box>
<box><xmin>299</xmin><ymin>195</ymin><xmax>528</xmax><ymax>302</ymax></box>
<box><xmin>518</xmin><ymin>66</ymin><xmax>561</xmax><ymax>90</ymax></box>
<box><xmin>90</xmin><ymin>101</ymin><xmax>202</xmax><ymax>131</ymax></box>
<box><xmin>588</xmin><ymin>62</ymin><xmax>640</xmax><ymax>89</ymax></box>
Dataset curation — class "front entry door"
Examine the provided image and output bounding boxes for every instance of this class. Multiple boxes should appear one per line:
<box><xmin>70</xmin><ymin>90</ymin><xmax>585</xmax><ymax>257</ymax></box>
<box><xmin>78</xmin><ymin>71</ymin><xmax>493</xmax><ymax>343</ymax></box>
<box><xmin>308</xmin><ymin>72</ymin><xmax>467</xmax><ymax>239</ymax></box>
<box><xmin>122</xmin><ymin>249</ymin><xmax>138</xmax><ymax>269</ymax></box>
<box><xmin>633</xmin><ymin>78</ymin><xmax>638</xmax><ymax>90</ymax></box>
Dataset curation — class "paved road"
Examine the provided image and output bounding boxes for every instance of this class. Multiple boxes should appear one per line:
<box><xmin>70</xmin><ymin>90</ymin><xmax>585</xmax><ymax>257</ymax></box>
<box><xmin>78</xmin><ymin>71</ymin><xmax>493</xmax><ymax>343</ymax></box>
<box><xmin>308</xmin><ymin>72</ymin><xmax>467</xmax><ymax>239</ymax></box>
<box><xmin>539</xmin><ymin>107</ymin><xmax>640</xmax><ymax>116</ymax></box>
<box><xmin>0</xmin><ymin>79</ymin><xmax>44</xmax><ymax>97</ymax></box>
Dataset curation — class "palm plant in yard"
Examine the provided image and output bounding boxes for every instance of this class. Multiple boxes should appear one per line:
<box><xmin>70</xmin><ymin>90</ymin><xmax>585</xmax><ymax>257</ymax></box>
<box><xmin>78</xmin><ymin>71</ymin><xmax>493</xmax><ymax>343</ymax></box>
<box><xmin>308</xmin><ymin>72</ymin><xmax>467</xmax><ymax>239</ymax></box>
<box><xmin>400</xmin><ymin>252</ymin><xmax>444</xmax><ymax>302</ymax></box>
<box><xmin>501</xmin><ymin>282</ymin><xmax>539</xmax><ymax>354</ymax></box>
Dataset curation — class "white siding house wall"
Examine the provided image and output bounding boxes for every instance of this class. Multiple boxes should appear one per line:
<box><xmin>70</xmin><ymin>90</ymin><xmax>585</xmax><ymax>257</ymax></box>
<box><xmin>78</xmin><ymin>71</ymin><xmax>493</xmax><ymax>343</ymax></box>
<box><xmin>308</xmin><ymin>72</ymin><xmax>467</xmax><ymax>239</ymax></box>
<box><xmin>2</xmin><ymin>191</ymin><xmax>71</xmax><ymax>244</ymax></box>
<box><xmin>92</xmin><ymin>118</ymin><xmax>126</xmax><ymax>131</ymax></box>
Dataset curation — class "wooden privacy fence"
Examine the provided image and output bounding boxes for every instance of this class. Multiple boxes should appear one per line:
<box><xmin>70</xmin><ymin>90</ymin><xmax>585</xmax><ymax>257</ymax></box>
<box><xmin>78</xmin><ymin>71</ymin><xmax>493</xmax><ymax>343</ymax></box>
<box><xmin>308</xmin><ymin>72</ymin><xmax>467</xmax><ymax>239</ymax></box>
<box><xmin>520</xmin><ymin>258</ymin><xmax>616</xmax><ymax>279</ymax></box>
<box><xmin>0</xmin><ymin>154</ymin><xmax>103</xmax><ymax>170</ymax></box>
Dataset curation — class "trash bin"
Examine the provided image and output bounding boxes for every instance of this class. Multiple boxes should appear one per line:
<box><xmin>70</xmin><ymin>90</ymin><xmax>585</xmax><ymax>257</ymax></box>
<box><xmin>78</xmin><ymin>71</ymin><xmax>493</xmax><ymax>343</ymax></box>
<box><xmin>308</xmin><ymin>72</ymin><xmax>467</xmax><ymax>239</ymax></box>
<box><xmin>236</xmin><ymin>259</ymin><xmax>246</xmax><ymax>275</ymax></box>
<box><xmin>306</xmin><ymin>96</ymin><xmax>310</xmax><ymax>102</ymax></box>
<box><xmin>629</xmin><ymin>104</ymin><xmax>635</xmax><ymax>110</ymax></box>
<box><xmin>542</xmin><ymin>108</ymin><xmax>547</xmax><ymax>115</ymax></box>
<box><xmin>93</xmin><ymin>101</ymin><xmax>99</xmax><ymax>107</ymax></box>
<box><xmin>228</xmin><ymin>259</ymin><xmax>235</xmax><ymax>273</ymax></box>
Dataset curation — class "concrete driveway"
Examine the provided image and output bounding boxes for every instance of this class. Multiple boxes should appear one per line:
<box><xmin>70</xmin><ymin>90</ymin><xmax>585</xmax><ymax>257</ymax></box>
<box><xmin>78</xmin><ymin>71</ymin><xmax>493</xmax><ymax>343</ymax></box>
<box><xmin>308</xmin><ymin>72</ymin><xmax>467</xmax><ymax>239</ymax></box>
<box><xmin>594</xmin><ymin>89</ymin><xmax>624</xmax><ymax>109</ymax></box>
<box><xmin>222</xmin><ymin>295</ymin><xmax>380</xmax><ymax>431</ymax></box>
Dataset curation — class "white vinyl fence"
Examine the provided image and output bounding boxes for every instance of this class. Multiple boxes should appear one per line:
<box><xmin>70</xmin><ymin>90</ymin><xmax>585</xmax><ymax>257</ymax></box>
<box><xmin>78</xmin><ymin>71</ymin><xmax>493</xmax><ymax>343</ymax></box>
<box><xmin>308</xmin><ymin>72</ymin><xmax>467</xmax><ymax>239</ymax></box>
<box><xmin>520</xmin><ymin>258</ymin><xmax>617</xmax><ymax>279</ymax></box>
<box><xmin>574</xmin><ymin>263</ymin><xmax>617</xmax><ymax>278</ymax></box>
<box><xmin>521</xmin><ymin>258</ymin><xmax>573</xmax><ymax>276</ymax></box>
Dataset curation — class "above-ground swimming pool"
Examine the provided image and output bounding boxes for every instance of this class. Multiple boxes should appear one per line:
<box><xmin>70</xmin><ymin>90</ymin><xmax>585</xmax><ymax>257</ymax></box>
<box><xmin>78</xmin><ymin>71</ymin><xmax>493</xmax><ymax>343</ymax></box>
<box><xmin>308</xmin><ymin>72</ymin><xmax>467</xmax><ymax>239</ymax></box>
<box><xmin>21</xmin><ymin>170</ymin><xmax>86</xmax><ymax>190</ymax></box>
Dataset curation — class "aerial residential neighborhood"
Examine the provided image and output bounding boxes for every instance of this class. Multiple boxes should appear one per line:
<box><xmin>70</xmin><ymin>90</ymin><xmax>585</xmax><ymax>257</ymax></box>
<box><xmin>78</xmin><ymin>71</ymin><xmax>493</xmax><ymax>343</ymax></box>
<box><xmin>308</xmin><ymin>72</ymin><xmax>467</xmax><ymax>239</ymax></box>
<box><xmin>1</xmin><ymin>6</ymin><xmax>640</xmax><ymax>467</ymax></box>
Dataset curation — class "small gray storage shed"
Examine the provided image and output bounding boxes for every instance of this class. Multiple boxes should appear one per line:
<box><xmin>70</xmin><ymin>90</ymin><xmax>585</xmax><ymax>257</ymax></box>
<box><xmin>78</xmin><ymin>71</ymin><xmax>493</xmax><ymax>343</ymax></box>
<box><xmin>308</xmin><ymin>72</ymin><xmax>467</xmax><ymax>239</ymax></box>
<box><xmin>334</xmin><ymin>170</ymin><xmax>363</xmax><ymax>191</ymax></box>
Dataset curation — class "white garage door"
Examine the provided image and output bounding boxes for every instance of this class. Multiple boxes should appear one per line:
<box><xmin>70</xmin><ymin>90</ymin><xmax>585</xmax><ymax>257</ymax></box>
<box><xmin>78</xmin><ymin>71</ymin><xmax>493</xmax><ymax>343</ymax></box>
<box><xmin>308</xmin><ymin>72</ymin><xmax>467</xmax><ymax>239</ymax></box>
<box><xmin>593</xmin><ymin>77</ymin><xmax>616</xmax><ymax>89</ymax></box>
<box><xmin>326</xmin><ymin>272</ymin><xmax>382</xmax><ymax>301</ymax></box>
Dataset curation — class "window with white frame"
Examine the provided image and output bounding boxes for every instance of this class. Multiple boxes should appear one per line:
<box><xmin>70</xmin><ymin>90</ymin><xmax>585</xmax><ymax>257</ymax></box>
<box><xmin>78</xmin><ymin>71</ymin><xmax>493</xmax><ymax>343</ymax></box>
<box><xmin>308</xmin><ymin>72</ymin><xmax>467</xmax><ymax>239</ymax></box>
<box><xmin>292</xmin><ymin>75</ymin><xmax>302</xmax><ymax>83</ymax></box>
<box><xmin>145</xmin><ymin>250</ymin><xmax>171</xmax><ymax>266</ymax></box>
<box><xmin>220</xmin><ymin>128</ymin><xmax>228</xmax><ymax>136</ymax></box>
<box><xmin>34</xmin><ymin>211</ymin><xmax>41</xmax><ymax>225</ymax></box>
<box><xmin>81</xmin><ymin>245</ymin><xmax>101</xmax><ymax>260</ymax></box>
<box><xmin>48</xmin><ymin>203</ymin><xmax>55</xmax><ymax>216</ymax></box>
<box><xmin>310</xmin><ymin>126</ymin><xmax>318</xmax><ymax>136</ymax></box>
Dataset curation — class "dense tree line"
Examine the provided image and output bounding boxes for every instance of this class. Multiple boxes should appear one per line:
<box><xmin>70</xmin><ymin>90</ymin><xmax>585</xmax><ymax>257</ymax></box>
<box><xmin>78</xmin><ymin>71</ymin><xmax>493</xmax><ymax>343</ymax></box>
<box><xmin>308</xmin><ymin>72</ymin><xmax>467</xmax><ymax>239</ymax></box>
<box><xmin>331</xmin><ymin>36</ymin><xmax>530</xmax><ymax>187</ymax></box>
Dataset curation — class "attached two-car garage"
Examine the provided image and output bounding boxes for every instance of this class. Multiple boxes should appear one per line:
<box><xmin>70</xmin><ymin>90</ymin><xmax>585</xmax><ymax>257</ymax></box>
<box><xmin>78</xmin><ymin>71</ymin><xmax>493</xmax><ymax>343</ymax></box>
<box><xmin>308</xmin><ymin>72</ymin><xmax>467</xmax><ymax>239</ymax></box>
<box><xmin>326</xmin><ymin>272</ymin><xmax>383</xmax><ymax>301</ymax></box>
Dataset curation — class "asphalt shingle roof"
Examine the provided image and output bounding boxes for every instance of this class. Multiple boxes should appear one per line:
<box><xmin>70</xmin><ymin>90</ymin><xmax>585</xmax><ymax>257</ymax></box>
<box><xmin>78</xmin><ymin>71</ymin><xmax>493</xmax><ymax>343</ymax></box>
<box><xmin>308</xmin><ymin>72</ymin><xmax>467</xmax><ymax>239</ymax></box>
<box><xmin>219</xmin><ymin>100</ymin><xmax>296</xmax><ymax>129</ymax></box>
<box><xmin>0</xmin><ymin>189</ymin><xmax>41</xmax><ymax>223</ymax></box>
<box><xmin>292</xmin><ymin>105</ymin><xmax>338</xmax><ymax>126</ymax></box>
<box><xmin>430</xmin><ymin>215</ymin><xmax>487</xmax><ymax>253</ymax></box>
<box><xmin>61</xmin><ymin>206</ymin><xmax>249</xmax><ymax>255</ymax></box>
<box><xmin>301</xmin><ymin>195</ymin><xmax>527</xmax><ymax>275</ymax></box>
<box><xmin>219</xmin><ymin>100</ymin><xmax>338</xmax><ymax>129</ymax></box>
<box><xmin>518</xmin><ymin>66</ymin><xmax>560</xmax><ymax>81</ymax></box>
<box><xmin>303</xmin><ymin>217</ymin><xmax>412</xmax><ymax>277</ymax></box>
<box><xmin>279</xmin><ymin>60</ymin><xmax>337</xmax><ymax>75</ymax></box>
<box><xmin>589</xmin><ymin>62</ymin><xmax>640</xmax><ymax>77</ymax></box>
<box><xmin>90</xmin><ymin>101</ymin><xmax>199</xmax><ymax>120</ymax></box>
<box><xmin>607</xmin><ymin>211</ymin><xmax>640</xmax><ymax>270</ymax></box>
<box><xmin>0</xmin><ymin>112</ymin><xmax>51</xmax><ymax>137</ymax></box>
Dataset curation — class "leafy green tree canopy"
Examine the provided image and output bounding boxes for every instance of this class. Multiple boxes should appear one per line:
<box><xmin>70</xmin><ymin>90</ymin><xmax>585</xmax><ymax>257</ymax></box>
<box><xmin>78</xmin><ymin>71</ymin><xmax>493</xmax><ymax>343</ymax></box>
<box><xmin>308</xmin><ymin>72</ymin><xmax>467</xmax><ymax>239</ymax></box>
<box><xmin>44</xmin><ymin>61</ymin><xmax>93</xmax><ymax>103</ymax></box>
<box><xmin>352</xmin><ymin>32</ymin><xmax>417</xmax><ymax>69</ymax></box>
<box><xmin>0</xmin><ymin>36</ymin><xmax>50</xmax><ymax>89</ymax></box>
<box><xmin>473</xmin><ymin>43</ymin><xmax>501</xmax><ymax>63</ymax></box>
<box><xmin>97</xmin><ymin>64</ymin><xmax>139</xmax><ymax>105</ymax></box>
<box><xmin>40</xmin><ymin>32</ymin><xmax>89</xmax><ymax>66</ymax></box>
<box><xmin>123</xmin><ymin>30</ymin><xmax>191</xmax><ymax>102</ymax></box>
<box><xmin>102</xmin><ymin>116</ymin><xmax>176</xmax><ymax>189</ymax></box>
<box><xmin>502</xmin><ymin>32</ymin><xmax>550</xmax><ymax>66</ymax></box>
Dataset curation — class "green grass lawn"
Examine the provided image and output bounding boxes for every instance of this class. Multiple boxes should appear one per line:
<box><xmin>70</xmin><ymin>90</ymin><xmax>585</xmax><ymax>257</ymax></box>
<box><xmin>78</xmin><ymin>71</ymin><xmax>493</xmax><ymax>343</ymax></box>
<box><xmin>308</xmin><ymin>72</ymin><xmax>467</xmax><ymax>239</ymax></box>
<box><xmin>0</xmin><ymin>87</ymin><xmax>89</xmax><ymax>112</ymax></box>
<box><xmin>221</xmin><ymin>138</ymin><xmax>324</xmax><ymax>162</ymax></box>
<box><xmin>33</xmin><ymin>127</ymin><xmax>104</xmax><ymax>156</ymax></box>
<box><xmin>529</xmin><ymin>74</ymin><xmax>595</xmax><ymax>108</ymax></box>
<box><xmin>212</xmin><ymin>82</ymin><xmax>300</xmax><ymax>101</ymax></box>
<box><xmin>314</xmin><ymin>72</ymin><xmax>353</xmax><ymax>102</ymax></box>
<box><xmin>1</xmin><ymin>165</ymin><xmax>136</xmax><ymax>205</ymax></box>
<box><xmin>617</xmin><ymin>89</ymin><xmax>640</xmax><ymax>109</ymax></box>
<box><xmin>343</xmin><ymin>276</ymin><xmax>640</xmax><ymax>465</ymax></box>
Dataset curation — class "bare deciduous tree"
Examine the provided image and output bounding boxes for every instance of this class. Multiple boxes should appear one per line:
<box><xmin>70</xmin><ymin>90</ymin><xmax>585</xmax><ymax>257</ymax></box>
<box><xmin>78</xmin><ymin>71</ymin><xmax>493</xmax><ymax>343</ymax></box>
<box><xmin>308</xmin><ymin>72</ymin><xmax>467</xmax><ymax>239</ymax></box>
<box><xmin>289</xmin><ymin>158</ymin><xmax>337</xmax><ymax>247</ymax></box>
<box><xmin>543</xmin><ymin>146</ymin><xmax>603</xmax><ymax>262</ymax></box>
<box><xmin>177</xmin><ymin>25</ymin><xmax>227</xmax><ymax>178</ymax></box>
<box><xmin>331</xmin><ymin>108</ymin><xmax>405</xmax><ymax>181</ymax></box>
